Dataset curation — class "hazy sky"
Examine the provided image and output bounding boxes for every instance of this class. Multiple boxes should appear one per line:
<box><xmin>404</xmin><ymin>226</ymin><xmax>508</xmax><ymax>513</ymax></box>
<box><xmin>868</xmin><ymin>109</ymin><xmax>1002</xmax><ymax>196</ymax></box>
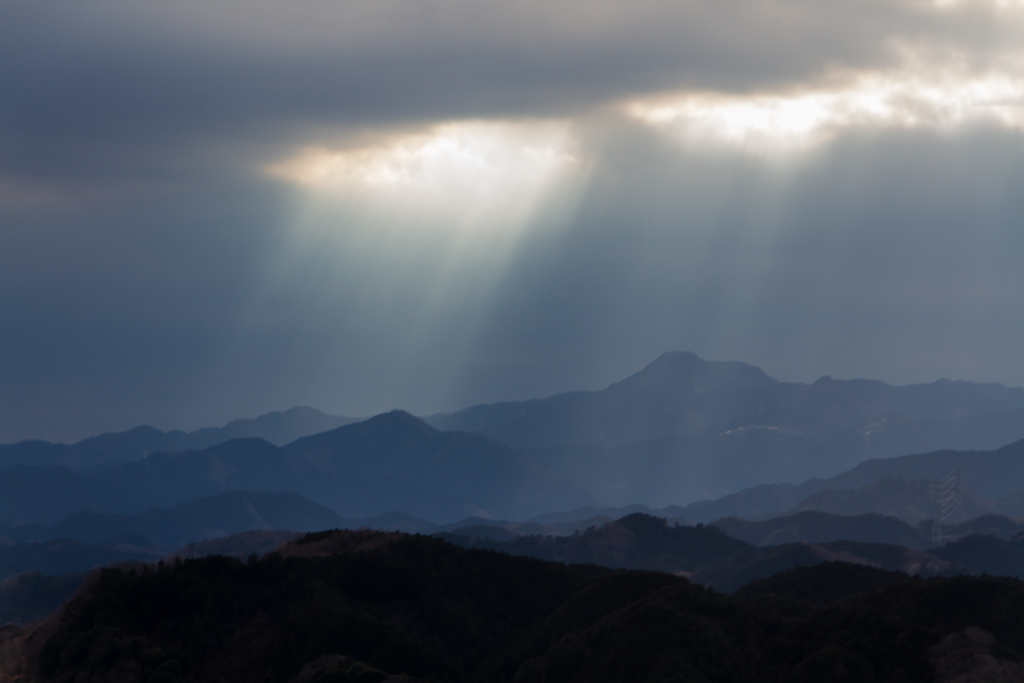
<box><xmin>3</xmin><ymin>0</ymin><xmax>1024</xmax><ymax>442</ymax></box>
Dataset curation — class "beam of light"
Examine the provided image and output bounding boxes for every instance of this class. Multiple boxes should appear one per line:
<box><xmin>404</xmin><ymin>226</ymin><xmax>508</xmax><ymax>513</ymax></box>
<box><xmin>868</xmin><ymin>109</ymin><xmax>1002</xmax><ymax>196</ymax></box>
<box><xmin>628</xmin><ymin>56</ymin><xmax>1024</xmax><ymax>154</ymax></box>
<box><xmin>252</xmin><ymin>119</ymin><xmax>590</xmax><ymax>414</ymax></box>
<box><xmin>265</xmin><ymin>120</ymin><xmax>582</xmax><ymax>235</ymax></box>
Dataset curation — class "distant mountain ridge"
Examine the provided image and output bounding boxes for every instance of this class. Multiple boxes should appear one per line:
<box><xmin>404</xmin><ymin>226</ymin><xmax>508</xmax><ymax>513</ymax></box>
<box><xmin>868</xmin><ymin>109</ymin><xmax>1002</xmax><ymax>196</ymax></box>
<box><xmin>428</xmin><ymin>351</ymin><xmax>1024</xmax><ymax>449</ymax></box>
<box><xmin>6</xmin><ymin>351</ymin><xmax>1024</xmax><ymax>522</ymax></box>
<box><xmin>438</xmin><ymin>513</ymin><xmax>756</xmax><ymax>574</ymax></box>
<box><xmin>0</xmin><ymin>492</ymin><xmax>346</xmax><ymax>549</ymax></box>
<box><xmin>681</xmin><ymin>438</ymin><xmax>1024</xmax><ymax>523</ymax></box>
<box><xmin>0</xmin><ymin>407</ymin><xmax>358</xmax><ymax>470</ymax></box>
<box><xmin>440</xmin><ymin>512</ymin><xmax>1024</xmax><ymax>592</ymax></box>
<box><xmin>428</xmin><ymin>352</ymin><xmax>778</xmax><ymax>447</ymax></box>
<box><xmin>8</xmin><ymin>351</ymin><xmax>1024</xmax><ymax>513</ymax></box>
<box><xmin>427</xmin><ymin>352</ymin><xmax>1024</xmax><ymax>505</ymax></box>
<box><xmin>712</xmin><ymin>510</ymin><xmax>936</xmax><ymax>550</ymax></box>
<box><xmin>0</xmin><ymin>411</ymin><xmax>594</xmax><ymax>525</ymax></box>
<box><xmin>0</xmin><ymin>491</ymin><xmax>443</xmax><ymax>550</ymax></box>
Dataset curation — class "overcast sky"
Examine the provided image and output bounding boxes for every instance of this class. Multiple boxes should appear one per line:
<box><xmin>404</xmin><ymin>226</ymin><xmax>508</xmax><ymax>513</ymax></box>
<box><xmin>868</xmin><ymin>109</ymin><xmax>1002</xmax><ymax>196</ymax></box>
<box><xmin>2</xmin><ymin>0</ymin><xmax>1024</xmax><ymax>442</ymax></box>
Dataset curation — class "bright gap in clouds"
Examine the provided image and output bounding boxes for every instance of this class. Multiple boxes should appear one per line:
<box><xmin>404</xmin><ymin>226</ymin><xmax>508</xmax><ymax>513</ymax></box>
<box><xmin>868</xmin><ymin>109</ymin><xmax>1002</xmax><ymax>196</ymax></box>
<box><xmin>933</xmin><ymin>0</ymin><xmax>1024</xmax><ymax>8</ymax></box>
<box><xmin>630</xmin><ymin>57</ymin><xmax>1024</xmax><ymax>153</ymax></box>
<box><xmin>266</xmin><ymin>120</ymin><xmax>581</xmax><ymax>234</ymax></box>
<box><xmin>257</xmin><ymin>120</ymin><xmax>588</xmax><ymax>410</ymax></box>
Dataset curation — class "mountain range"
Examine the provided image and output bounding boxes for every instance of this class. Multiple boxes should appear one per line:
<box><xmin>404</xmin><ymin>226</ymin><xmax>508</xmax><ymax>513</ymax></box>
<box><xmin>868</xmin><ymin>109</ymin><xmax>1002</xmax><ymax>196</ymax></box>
<box><xmin>428</xmin><ymin>351</ymin><xmax>1024</xmax><ymax>505</ymax></box>
<box><xmin>9</xmin><ymin>505</ymin><xmax>1024</xmax><ymax>627</ymax></box>
<box><xmin>0</xmin><ymin>407</ymin><xmax>356</xmax><ymax>470</ymax></box>
<box><xmin>0</xmin><ymin>492</ymin><xmax>345</xmax><ymax>549</ymax></box>
<box><xmin>440</xmin><ymin>512</ymin><xmax>1024</xmax><ymax>593</ymax></box>
<box><xmin>428</xmin><ymin>352</ymin><xmax>1024</xmax><ymax>449</ymax></box>
<box><xmin>680</xmin><ymin>437</ymin><xmax>1024</xmax><ymax>523</ymax></box>
<box><xmin>5</xmin><ymin>351</ymin><xmax>1024</xmax><ymax>679</ymax></box>
<box><xmin>7</xmin><ymin>351</ymin><xmax>1024</xmax><ymax>515</ymax></box>
<box><xmin>0</xmin><ymin>411</ymin><xmax>593</xmax><ymax>525</ymax></box>
<box><xmin>3</xmin><ymin>350</ymin><xmax>1024</xmax><ymax>531</ymax></box>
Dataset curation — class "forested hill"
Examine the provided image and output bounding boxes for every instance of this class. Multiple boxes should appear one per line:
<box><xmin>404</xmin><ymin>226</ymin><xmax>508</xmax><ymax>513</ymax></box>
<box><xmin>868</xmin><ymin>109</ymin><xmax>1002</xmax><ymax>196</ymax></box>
<box><xmin>6</xmin><ymin>530</ymin><xmax>1024</xmax><ymax>682</ymax></box>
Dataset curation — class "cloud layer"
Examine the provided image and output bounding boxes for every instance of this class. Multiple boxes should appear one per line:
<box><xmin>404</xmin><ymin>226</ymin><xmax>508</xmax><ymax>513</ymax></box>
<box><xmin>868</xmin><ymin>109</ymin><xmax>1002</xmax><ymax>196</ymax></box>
<box><xmin>2</xmin><ymin>0</ymin><xmax>1023</xmax><ymax>441</ymax></box>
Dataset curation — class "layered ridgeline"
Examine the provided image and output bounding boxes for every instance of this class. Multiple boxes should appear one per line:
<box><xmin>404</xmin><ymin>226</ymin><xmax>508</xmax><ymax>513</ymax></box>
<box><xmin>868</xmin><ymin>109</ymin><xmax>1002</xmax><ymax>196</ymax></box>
<box><xmin>0</xmin><ymin>407</ymin><xmax>357</xmax><ymax>470</ymax></box>
<box><xmin>6</xmin><ymin>351</ymin><xmax>1024</xmax><ymax>522</ymax></box>
<box><xmin>11</xmin><ymin>509</ymin><xmax>1024</xmax><ymax>627</ymax></box>
<box><xmin>3</xmin><ymin>492</ymin><xmax>347</xmax><ymax>550</ymax></box>
<box><xmin>0</xmin><ymin>492</ymin><xmax>388</xmax><ymax>586</ymax></box>
<box><xmin>0</xmin><ymin>411</ymin><xmax>594</xmax><ymax>526</ymax></box>
<box><xmin>6</xmin><ymin>416</ymin><xmax>1024</xmax><ymax>536</ymax></box>
<box><xmin>680</xmin><ymin>438</ymin><xmax>1024</xmax><ymax>523</ymax></box>
<box><xmin>6</xmin><ymin>529</ymin><xmax>1024</xmax><ymax>682</ymax></box>
<box><xmin>439</xmin><ymin>512</ymin><xmax>1024</xmax><ymax>592</ymax></box>
<box><xmin>427</xmin><ymin>351</ymin><xmax>1024</xmax><ymax>505</ymax></box>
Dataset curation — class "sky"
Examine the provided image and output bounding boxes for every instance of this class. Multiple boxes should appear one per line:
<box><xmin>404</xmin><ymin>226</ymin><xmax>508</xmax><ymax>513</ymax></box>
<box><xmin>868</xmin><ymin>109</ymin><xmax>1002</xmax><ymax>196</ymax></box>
<box><xmin>2</xmin><ymin>0</ymin><xmax>1024</xmax><ymax>443</ymax></box>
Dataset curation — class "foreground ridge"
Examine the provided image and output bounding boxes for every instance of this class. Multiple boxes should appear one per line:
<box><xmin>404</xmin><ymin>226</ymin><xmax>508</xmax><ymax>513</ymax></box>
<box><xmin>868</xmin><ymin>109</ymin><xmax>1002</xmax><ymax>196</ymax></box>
<box><xmin>3</xmin><ymin>529</ymin><xmax>1024</xmax><ymax>682</ymax></box>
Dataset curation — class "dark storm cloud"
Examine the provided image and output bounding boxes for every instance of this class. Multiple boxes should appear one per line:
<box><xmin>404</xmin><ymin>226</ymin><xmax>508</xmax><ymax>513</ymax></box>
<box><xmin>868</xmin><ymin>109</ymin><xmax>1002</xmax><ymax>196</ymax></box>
<box><xmin>1</xmin><ymin>0</ymin><xmax>1009</xmax><ymax>178</ymax></box>
<box><xmin>2</xmin><ymin>0</ymin><xmax>1024</xmax><ymax>442</ymax></box>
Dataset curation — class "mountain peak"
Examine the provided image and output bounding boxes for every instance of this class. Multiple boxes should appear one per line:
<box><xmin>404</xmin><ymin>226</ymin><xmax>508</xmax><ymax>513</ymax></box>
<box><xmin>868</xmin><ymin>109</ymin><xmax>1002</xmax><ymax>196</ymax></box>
<box><xmin>364</xmin><ymin>409</ymin><xmax>436</xmax><ymax>433</ymax></box>
<box><xmin>610</xmin><ymin>351</ymin><xmax>776</xmax><ymax>398</ymax></box>
<box><xmin>289</xmin><ymin>410</ymin><xmax>439</xmax><ymax>450</ymax></box>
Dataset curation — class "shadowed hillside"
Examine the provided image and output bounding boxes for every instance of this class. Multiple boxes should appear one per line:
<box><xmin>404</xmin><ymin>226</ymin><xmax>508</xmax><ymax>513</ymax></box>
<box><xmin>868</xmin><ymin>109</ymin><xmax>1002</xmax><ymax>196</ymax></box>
<box><xmin>9</xmin><ymin>530</ymin><xmax>1024</xmax><ymax>682</ymax></box>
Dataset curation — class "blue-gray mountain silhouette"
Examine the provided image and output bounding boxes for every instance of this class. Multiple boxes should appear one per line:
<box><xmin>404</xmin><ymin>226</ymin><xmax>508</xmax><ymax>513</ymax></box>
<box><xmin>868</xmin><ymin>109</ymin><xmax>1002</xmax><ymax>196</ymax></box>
<box><xmin>0</xmin><ymin>406</ymin><xmax>357</xmax><ymax>470</ymax></box>
<box><xmin>0</xmin><ymin>411</ymin><xmax>594</xmax><ymax>525</ymax></box>
<box><xmin>429</xmin><ymin>351</ymin><xmax>1024</xmax><ymax>505</ymax></box>
<box><xmin>681</xmin><ymin>437</ymin><xmax>1024</xmax><ymax>522</ymax></box>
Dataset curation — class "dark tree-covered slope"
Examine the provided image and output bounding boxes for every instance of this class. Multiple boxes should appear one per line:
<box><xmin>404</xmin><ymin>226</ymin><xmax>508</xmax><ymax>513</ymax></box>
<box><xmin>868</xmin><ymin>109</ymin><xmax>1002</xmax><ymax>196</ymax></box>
<box><xmin>10</xmin><ymin>530</ymin><xmax>1024</xmax><ymax>682</ymax></box>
